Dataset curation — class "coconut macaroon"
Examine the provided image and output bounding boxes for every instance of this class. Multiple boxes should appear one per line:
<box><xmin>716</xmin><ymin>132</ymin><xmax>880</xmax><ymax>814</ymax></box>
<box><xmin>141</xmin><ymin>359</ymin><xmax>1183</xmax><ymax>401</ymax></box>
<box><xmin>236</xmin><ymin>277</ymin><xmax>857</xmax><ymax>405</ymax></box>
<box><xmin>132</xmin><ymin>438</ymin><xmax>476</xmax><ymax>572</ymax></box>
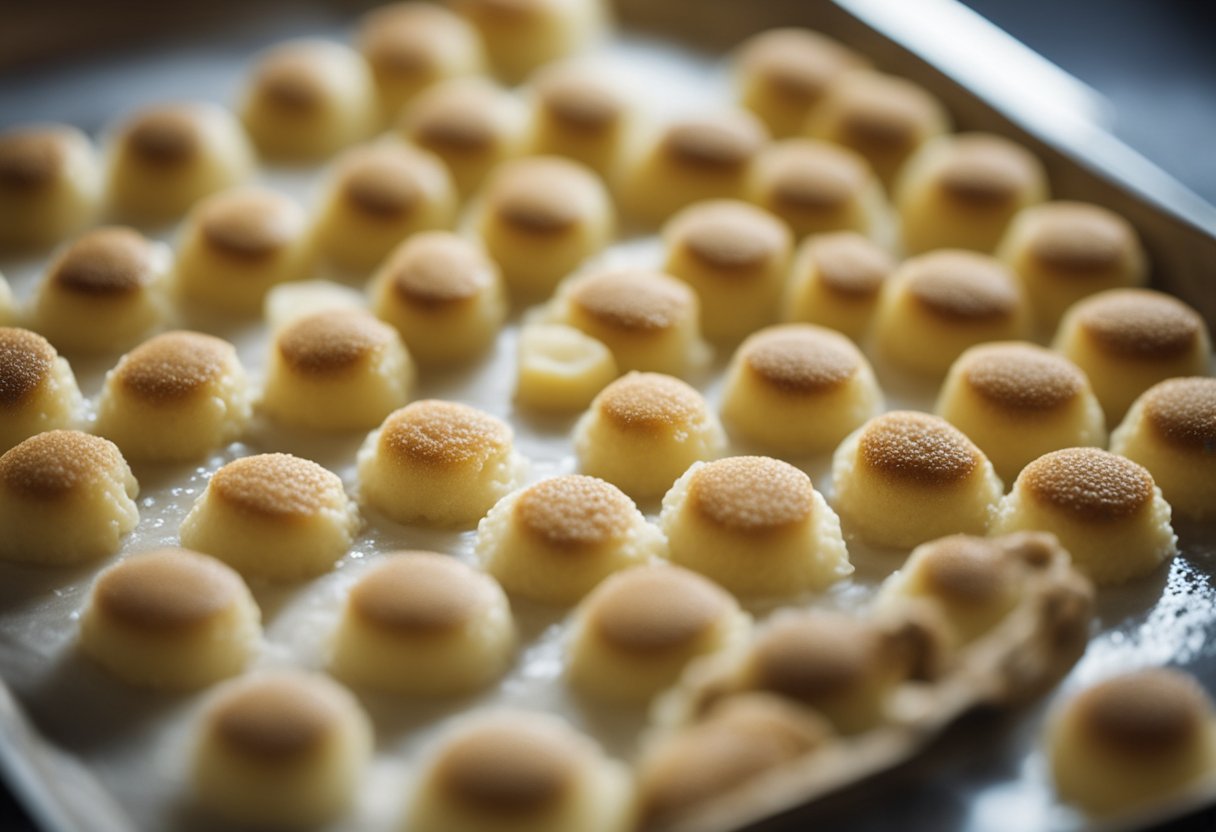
<box><xmin>513</xmin><ymin>323</ymin><xmax>617</xmax><ymax>412</ymax></box>
<box><xmin>473</xmin><ymin>155</ymin><xmax>615</xmax><ymax>300</ymax></box>
<box><xmin>358</xmin><ymin>399</ymin><xmax>524</xmax><ymax>527</ymax></box>
<box><xmin>549</xmin><ymin>269</ymin><xmax>708</xmax><ymax>377</ymax></box>
<box><xmin>991</xmin><ymin>447</ymin><xmax>1176</xmax><ymax>586</ymax></box>
<box><xmin>895</xmin><ymin>132</ymin><xmax>1049</xmax><ymax>255</ymax></box>
<box><xmin>574</xmin><ymin>372</ymin><xmax>724</xmax><ymax>502</ymax></box>
<box><xmin>523</xmin><ymin>60</ymin><xmax>632</xmax><ymax>177</ymax></box>
<box><xmin>873</xmin><ymin>249</ymin><xmax>1031</xmax><ymax>378</ymax></box>
<box><xmin>448</xmin><ymin>0</ymin><xmax>609</xmax><ymax>83</ymax></box>
<box><xmin>476</xmin><ymin>474</ymin><xmax>665</xmax><ymax>605</ymax></box>
<box><xmin>0</xmin><ymin>124</ymin><xmax>100</xmax><ymax>251</ymax></box>
<box><xmin>661</xmin><ymin>199</ymin><xmax>792</xmax><ymax>343</ymax></box>
<box><xmin>0</xmin><ymin>430</ymin><xmax>139</xmax><ymax>566</ymax></box>
<box><xmin>330</xmin><ymin>551</ymin><xmax>516</xmax><ymax>696</ymax></box>
<box><xmin>180</xmin><ymin>453</ymin><xmax>360</xmax><ymax>582</ymax></box>
<box><xmin>398</xmin><ymin>77</ymin><xmax>525</xmax><ymax>197</ymax></box>
<box><xmin>782</xmin><ymin>231</ymin><xmax>895</xmax><ymax>342</ymax></box>
<box><xmin>356</xmin><ymin>2</ymin><xmax>486</xmax><ymax>124</ymax></box>
<box><xmin>32</xmin><ymin>226</ymin><xmax>169</xmax><ymax>354</ymax></box>
<box><xmin>312</xmin><ymin>141</ymin><xmax>458</xmax><ymax>273</ymax></box>
<box><xmin>720</xmin><ymin>324</ymin><xmax>884</xmax><ymax>456</ymax></box>
<box><xmin>617</xmin><ymin>110</ymin><xmax>770</xmax><ymax>228</ymax></box>
<box><xmin>746</xmin><ymin>139</ymin><xmax>884</xmax><ymax>240</ymax></box>
<box><xmin>239</xmin><ymin>39</ymin><xmax>377</xmax><ymax>161</ymax></box>
<box><xmin>260</xmin><ymin>310</ymin><xmax>414</xmax><ymax>432</ymax></box>
<box><xmin>831</xmin><ymin>411</ymin><xmax>1003</xmax><ymax>549</ymax></box>
<box><xmin>660</xmin><ymin>456</ymin><xmax>850</xmax><ymax>597</ymax></box>
<box><xmin>370</xmin><ymin>231</ymin><xmax>506</xmax><ymax>366</ymax></box>
<box><xmin>997</xmin><ymin>201</ymin><xmax>1148</xmax><ymax>329</ymax></box>
<box><xmin>935</xmin><ymin>342</ymin><xmax>1106</xmax><ymax>484</ymax></box>
<box><xmin>78</xmin><ymin>548</ymin><xmax>261</xmax><ymax>690</ymax></box>
<box><xmin>192</xmin><ymin>670</ymin><xmax>373</xmax><ymax>829</ymax></box>
<box><xmin>1048</xmin><ymin>668</ymin><xmax>1216</xmax><ymax>815</ymax></box>
<box><xmin>1053</xmin><ymin>289</ymin><xmax>1211</xmax><ymax>424</ymax></box>
<box><xmin>103</xmin><ymin>102</ymin><xmax>254</xmax><ymax>224</ymax></box>
<box><xmin>566</xmin><ymin>564</ymin><xmax>748</xmax><ymax>703</ymax></box>
<box><xmin>805</xmin><ymin>71</ymin><xmax>950</xmax><ymax>190</ymax></box>
<box><xmin>734</xmin><ymin>28</ymin><xmax>867</xmax><ymax>139</ymax></box>
<box><xmin>95</xmin><ymin>331</ymin><xmax>252</xmax><ymax>462</ymax></box>
<box><xmin>403</xmin><ymin>710</ymin><xmax>633</xmax><ymax>832</ymax></box>
<box><xmin>0</xmin><ymin>327</ymin><xmax>84</xmax><ymax>453</ymax></box>
<box><xmin>174</xmin><ymin>187</ymin><xmax>314</xmax><ymax>314</ymax></box>
<box><xmin>1111</xmin><ymin>378</ymin><xmax>1216</xmax><ymax>521</ymax></box>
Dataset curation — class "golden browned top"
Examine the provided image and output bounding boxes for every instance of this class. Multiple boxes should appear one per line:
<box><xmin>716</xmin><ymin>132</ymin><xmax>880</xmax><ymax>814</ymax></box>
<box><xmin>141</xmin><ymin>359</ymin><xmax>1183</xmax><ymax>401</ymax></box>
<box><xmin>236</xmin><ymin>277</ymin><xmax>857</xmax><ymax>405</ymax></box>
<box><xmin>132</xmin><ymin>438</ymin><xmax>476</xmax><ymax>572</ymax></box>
<box><xmin>121</xmin><ymin>105</ymin><xmax>202</xmax><ymax>167</ymax></box>
<box><xmin>209</xmin><ymin>673</ymin><xmax>343</xmax><ymax>760</ymax></box>
<box><xmin>571</xmin><ymin>270</ymin><xmax>694</xmax><ymax>333</ymax></box>
<box><xmin>0</xmin><ymin>327</ymin><xmax>57</xmax><ymax>408</ymax></box>
<box><xmin>959</xmin><ymin>342</ymin><xmax>1085</xmax><ymax>412</ymax></box>
<box><xmin>0</xmin><ymin>430</ymin><xmax>128</xmax><ymax>500</ymax></box>
<box><xmin>668</xmin><ymin>200</ymin><xmax>788</xmax><ymax>272</ymax></box>
<box><xmin>197</xmin><ymin>188</ymin><xmax>304</xmax><ymax>259</ymax></box>
<box><xmin>387</xmin><ymin>231</ymin><xmax>495</xmax><ymax>307</ymax></box>
<box><xmin>535</xmin><ymin>66</ymin><xmax>625</xmax><ymax>132</ymax></box>
<box><xmin>209</xmin><ymin>453</ymin><xmax>346</xmax><ymax>519</ymax></box>
<box><xmin>804</xmin><ymin>232</ymin><xmax>893</xmax><ymax>298</ymax></box>
<box><xmin>91</xmin><ymin>548</ymin><xmax>246</xmax><ymax>630</ymax></box>
<box><xmin>662</xmin><ymin>113</ymin><xmax>767</xmax><ymax>171</ymax></box>
<box><xmin>406</xmin><ymin>81</ymin><xmax>504</xmax><ymax>153</ymax></box>
<box><xmin>48</xmin><ymin>227</ymin><xmax>159</xmax><ymax>297</ymax></box>
<box><xmin>348</xmin><ymin>552</ymin><xmax>494</xmax><ymax>634</ymax></box>
<box><xmin>740</xmin><ymin>324</ymin><xmax>862</xmax><ymax>394</ymax></box>
<box><xmin>937</xmin><ymin>134</ymin><xmax>1041</xmax><ymax>206</ymax></box>
<box><xmin>378</xmin><ymin>400</ymin><xmax>512</xmax><ymax>467</ymax></box>
<box><xmin>857</xmin><ymin>411</ymin><xmax>981</xmax><ymax>485</ymax></box>
<box><xmin>588</xmin><ymin>565</ymin><xmax>733</xmax><ymax>653</ymax></box>
<box><xmin>903</xmin><ymin>250</ymin><xmax>1021</xmax><ymax>322</ymax></box>
<box><xmin>114</xmin><ymin>331</ymin><xmax>234</xmax><ymax>402</ymax></box>
<box><xmin>913</xmin><ymin>535</ymin><xmax>1011</xmax><ymax>607</ymax></box>
<box><xmin>359</xmin><ymin>3</ymin><xmax>470</xmax><ymax>76</ymax></box>
<box><xmin>1142</xmin><ymin>377</ymin><xmax>1216</xmax><ymax>449</ymax></box>
<box><xmin>758</xmin><ymin>140</ymin><xmax>867</xmax><ymax>212</ymax></box>
<box><xmin>833</xmin><ymin>73</ymin><xmax>940</xmax><ymax>152</ymax></box>
<box><xmin>1075</xmin><ymin>289</ymin><xmax>1205</xmax><ymax>360</ymax></box>
<box><xmin>738</xmin><ymin>28</ymin><xmax>859</xmax><ymax>103</ymax></box>
<box><xmin>488</xmin><ymin>157</ymin><xmax>599</xmax><ymax>234</ymax></box>
<box><xmin>253</xmin><ymin>45</ymin><xmax>329</xmax><ymax>114</ymax></box>
<box><xmin>1071</xmin><ymin>668</ymin><xmax>1211</xmax><ymax>758</ymax></box>
<box><xmin>1021</xmin><ymin>447</ymin><xmax>1155</xmax><ymax>522</ymax></box>
<box><xmin>514</xmin><ymin>475</ymin><xmax>635</xmax><ymax>550</ymax></box>
<box><xmin>595</xmin><ymin>372</ymin><xmax>706</xmax><ymax>432</ymax></box>
<box><xmin>338</xmin><ymin>145</ymin><xmax>428</xmax><ymax>218</ymax></box>
<box><xmin>689</xmin><ymin>456</ymin><xmax>815</xmax><ymax>532</ymax></box>
<box><xmin>276</xmin><ymin>310</ymin><xmax>397</xmax><ymax>376</ymax></box>
<box><xmin>1024</xmin><ymin>202</ymin><xmax>1137</xmax><ymax>275</ymax></box>
<box><xmin>0</xmin><ymin>126</ymin><xmax>72</xmax><ymax>191</ymax></box>
<box><xmin>749</xmin><ymin>611</ymin><xmax>881</xmax><ymax>701</ymax></box>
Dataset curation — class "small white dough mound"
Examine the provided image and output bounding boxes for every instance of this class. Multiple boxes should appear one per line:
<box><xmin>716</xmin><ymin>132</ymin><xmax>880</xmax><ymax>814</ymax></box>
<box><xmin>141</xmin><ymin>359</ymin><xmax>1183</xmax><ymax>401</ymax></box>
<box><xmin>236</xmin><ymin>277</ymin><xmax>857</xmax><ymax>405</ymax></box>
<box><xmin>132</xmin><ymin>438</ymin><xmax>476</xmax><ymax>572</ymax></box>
<box><xmin>0</xmin><ymin>124</ymin><xmax>100</xmax><ymax>250</ymax></box>
<box><xmin>0</xmin><ymin>327</ymin><xmax>84</xmax><ymax>453</ymax></box>
<box><xmin>449</xmin><ymin>0</ymin><xmax>609</xmax><ymax>83</ymax></box>
<box><xmin>782</xmin><ymin>231</ymin><xmax>894</xmax><ymax>342</ymax></box>
<box><xmin>513</xmin><ymin>323</ymin><xmax>617</xmax><ymax>412</ymax></box>
<box><xmin>524</xmin><ymin>60</ymin><xmax>632</xmax><ymax>177</ymax></box>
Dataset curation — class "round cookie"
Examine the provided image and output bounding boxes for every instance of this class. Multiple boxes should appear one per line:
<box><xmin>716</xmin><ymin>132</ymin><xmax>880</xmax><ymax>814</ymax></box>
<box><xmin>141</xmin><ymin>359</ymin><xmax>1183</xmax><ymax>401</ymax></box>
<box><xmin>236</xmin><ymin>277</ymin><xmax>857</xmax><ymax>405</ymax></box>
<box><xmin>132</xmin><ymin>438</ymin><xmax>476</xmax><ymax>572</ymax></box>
<box><xmin>661</xmin><ymin>199</ymin><xmax>792</xmax><ymax>343</ymax></box>
<box><xmin>180</xmin><ymin>453</ymin><xmax>360</xmax><ymax>581</ymax></box>
<box><xmin>449</xmin><ymin>0</ymin><xmax>609</xmax><ymax>83</ymax></box>
<box><xmin>0</xmin><ymin>124</ymin><xmax>100</xmax><ymax>250</ymax></box>
<box><xmin>357</xmin><ymin>399</ymin><xmax>524</xmax><ymax>527</ymax></box>
<box><xmin>524</xmin><ymin>60</ymin><xmax>632</xmax><ymax>177</ymax></box>
<box><xmin>873</xmin><ymin>249</ymin><xmax>1031</xmax><ymax>377</ymax></box>
<box><xmin>357</xmin><ymin>2</ymin><xmax>486</xmax><ymax>123</ymax></box>
<box><xmin>513</xmin><ymin>323</ymin><xmax>617</xmax><ymax>412</ymax></box>
<box><xmin>895</xmin><ymin>132</ymin><xmax>1049</xmax><ymax>255</ymax></box>
<box><xmin>0</xmin><ymin>430</ymin><xmax>139</xmax><ymax>566</ymax></box>
<box><xmin>1052</xmin><ymin>288</ymin><xmax>1211</xmax><ymax>424</ymax></box>
<box><xmin>935</xmin><ymin>342</ymin><xmax>1106</xmax><ymax>484</ymax></box>
<box><xmin>720</xmin><ymin>324</ymin><xmax>884</xmax><ymax>455</ymax></box>
<box><xmin>997</xmin><ymin>201</ymin><xmax>1148</xmax><ymax>329</ymax></box>
<box><xmin>745</xmin><ymin>138</ymin><xmax>884</xmax><ymax>239</ymax></box>
<box><xmin>660</xmin><ymin>456</ymin><xmax>851</xmax><ymax>597</ymax></box>
<box><xmin>473</xmin><ymin>155</ymin><xmax>614</xmax><ymax>300</ymax></box>
<box><xmin>0</xmin><ymin>327</ymin><xmax>85</xmax><ymax>453</ymax></box>
<box><xmin>313</xmin><ymin>141</ymin><xmax>458</xmax><ymax>273</ymax></box>
<box><xmin>991</xmin><ymin>447</ymin><xmax>1176</xmax><ymax>586</ymax></box>
<box><xmin>174</xmin><ymin>186</ymin><xmax>314</xmax><ymax>314</ymax></box>
<box><xmin>192</xmin><ymin>670</ymin><xmax>373</xmax><ymax>829</ymax></box>
<box><xmin>574</xmin><ymin>372</ymin><xmax>724</xmax><ymax>502</ymax></box>
<box><xmin>1111</xmin><ymin>377</ymin><xmax>1216</xmax><ymax>521</ymax></box>
<box><xmin>403</xmin><ymin>710</ymin><xmax>633</xmax><ymax>832</ymax></box>
<box><xmin>240</xmin><ymin>39</ymin><xmax>377</xmax><ymax>161</ymax></box>
<box><xmin>566</xmin><ymin>564</ymin><xmax>748</xmax><ymax>702</ymax></box>
<box><xmin>1048</xmin><ymin>668</ymin><xmax>1216</xmax><ymax>815</ymax></box>
<box><xmin>260</xmin><ymin>309</ymin><xmax>414</xmax><ymax>432</ymax></box>
<box><xmin>32</xmin><ymin>226</ymin><xmax>169</xmax><ymax>354</ymax></box>
<box><xmin>95</xmin><ymin>331</ymin><xmax>252</xmax><ymax>462</ymax></box>
<box><xmin>103</xmin><ymin>102</ymin><xmax>253</xmax><ymax>224</ymax></box>
<box><xmin>831</xmin><ymin>411</ymin><xmax>1004</xmax><ymax>549</ymax></box>
<box><xmin>370</xmin><ymin>231</ymin><xmax>507</xmax><ymax>365</ymax></box>
<box><xmin>330</xmin><ymin>551</ymin><xmax>516</xmax><ymax>695</ymax></box>
<box><xmin>782</xmin><ymin>231</ymin><xmax>895</xmax><ymax>341</ymax></box>
<box><xmin>79</xmin><ymin>548</ymin><xmax>260</xmax><ymax>689</ymax></box>
<box><xmin>475</xmin><ymin>474</ymin><xmax>665</xmax><ymax>605</ymax></box>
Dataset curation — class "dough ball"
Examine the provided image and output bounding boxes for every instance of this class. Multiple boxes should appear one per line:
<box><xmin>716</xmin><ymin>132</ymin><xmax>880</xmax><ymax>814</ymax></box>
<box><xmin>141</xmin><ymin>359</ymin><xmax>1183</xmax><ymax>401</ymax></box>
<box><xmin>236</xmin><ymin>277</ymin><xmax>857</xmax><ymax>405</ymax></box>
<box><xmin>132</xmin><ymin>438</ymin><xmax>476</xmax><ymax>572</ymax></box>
<box><xmin>0</xmin><ymin>123</ymin><xmax>100</xmax><ymax>251</ymax></box>
<box><xmin>523</xmin><ymin>60</ymin><xmax>632</xmax><ymax>177</ymax></box>
<box><xmin>0</xmin><ymin>326</ymin><xmax>84</xmax><ymax>453</ymax></box>
<box><xmin>449</xmin><ymin>0</ymin><xmax>609</xmax><ymax>83</ymax></box>
<box><xmin>513</xmin><ymin>323</ymin><xmax>617</xmax><ymax>412</ymax></box>
<box><xmin>781</xmin><ymin>230</ymin><xmax>895</xmax><ymax>341</ymax></box>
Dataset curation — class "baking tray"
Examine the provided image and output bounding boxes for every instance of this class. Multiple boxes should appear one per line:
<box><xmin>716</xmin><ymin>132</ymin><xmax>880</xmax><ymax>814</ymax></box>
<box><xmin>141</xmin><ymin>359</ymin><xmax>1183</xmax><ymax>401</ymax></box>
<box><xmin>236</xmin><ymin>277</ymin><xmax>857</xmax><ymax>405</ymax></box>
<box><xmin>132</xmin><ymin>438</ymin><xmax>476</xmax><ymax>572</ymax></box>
<box><xmin>0</xmin><ymin>1</ymin><xmax>1215</xmax><ymax>831</ymax></box>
